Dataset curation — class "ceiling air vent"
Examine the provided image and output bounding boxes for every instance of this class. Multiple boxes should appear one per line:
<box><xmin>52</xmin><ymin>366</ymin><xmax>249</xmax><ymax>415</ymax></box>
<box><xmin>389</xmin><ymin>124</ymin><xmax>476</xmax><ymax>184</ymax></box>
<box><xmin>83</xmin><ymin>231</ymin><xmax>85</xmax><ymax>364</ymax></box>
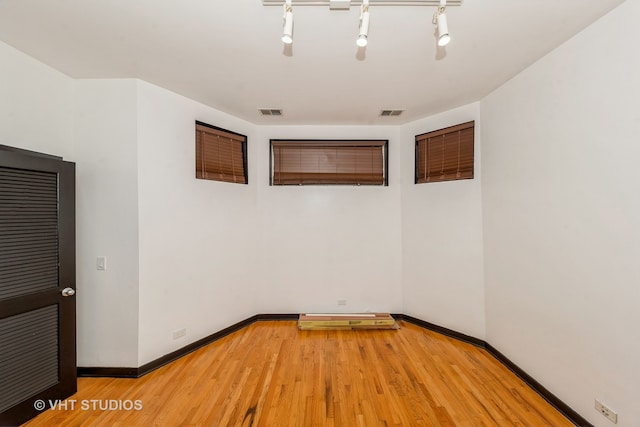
<box><xmin>380</xmin><ymin>110</ymin><xmax>404</xmax><ymax>117</ymax></box>
<box><xmin>259</xmin><ymin>109</ymin><xmax>283</xmax><ymax>116</ymax></box>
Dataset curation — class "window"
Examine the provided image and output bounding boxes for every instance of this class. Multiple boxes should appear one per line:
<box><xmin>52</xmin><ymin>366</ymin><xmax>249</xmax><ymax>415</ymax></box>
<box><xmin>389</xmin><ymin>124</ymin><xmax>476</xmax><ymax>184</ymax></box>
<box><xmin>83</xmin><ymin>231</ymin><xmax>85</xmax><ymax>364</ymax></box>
<box><xmin>195</xmin><ymin>121</ymin><xmax>247</xmax><ymax>184</ymax></box>
<box><xmin>270</xmin><ymin>140</ymin><xmax>388</xmax><ymax>186</ymax></box>
<box><xmin>415</xmin><ymin>121</ymin><xmax>474</xmax><ymax>184</ymax></box>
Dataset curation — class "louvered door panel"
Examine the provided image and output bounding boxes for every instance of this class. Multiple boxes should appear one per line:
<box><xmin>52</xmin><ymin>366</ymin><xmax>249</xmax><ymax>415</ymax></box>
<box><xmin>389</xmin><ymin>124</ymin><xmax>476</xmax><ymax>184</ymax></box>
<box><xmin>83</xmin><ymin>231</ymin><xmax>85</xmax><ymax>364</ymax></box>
<box><xmin>0</xmin><ymin>167</ymin><xmax>59</xmax><ymax>301</ymax></box>
<box><xmin>0</xmin><ymin>305</ymin><xmax>59</xmax><ymax>413</ymax></box>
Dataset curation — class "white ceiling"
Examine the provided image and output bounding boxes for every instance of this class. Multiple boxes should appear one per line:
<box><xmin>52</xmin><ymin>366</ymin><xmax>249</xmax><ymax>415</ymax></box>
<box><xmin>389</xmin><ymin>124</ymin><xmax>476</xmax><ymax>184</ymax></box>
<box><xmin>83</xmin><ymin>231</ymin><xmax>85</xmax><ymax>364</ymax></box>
<box><xmin>0</xmin><ymin>0</ymin><xmax>625</xmax><ymax>125</ymax></box>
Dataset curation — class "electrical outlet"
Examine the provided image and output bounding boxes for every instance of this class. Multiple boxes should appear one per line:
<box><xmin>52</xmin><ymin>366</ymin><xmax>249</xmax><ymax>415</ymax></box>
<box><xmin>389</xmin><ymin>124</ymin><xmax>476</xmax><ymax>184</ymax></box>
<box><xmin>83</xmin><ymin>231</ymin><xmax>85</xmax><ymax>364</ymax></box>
<box><xmin>337</xmin><ymin>299</ymin><xmax>347</xmax><ymax>306</ymax></box>
<box><xmin>172</xmin><ymin>328</ymin><xmax>187</xmax><ymax>340</ymax></box>
<box><xmin>595</xmin><ymin>399</ymin><xmax>618</xmax><ymax>423</ymax></box>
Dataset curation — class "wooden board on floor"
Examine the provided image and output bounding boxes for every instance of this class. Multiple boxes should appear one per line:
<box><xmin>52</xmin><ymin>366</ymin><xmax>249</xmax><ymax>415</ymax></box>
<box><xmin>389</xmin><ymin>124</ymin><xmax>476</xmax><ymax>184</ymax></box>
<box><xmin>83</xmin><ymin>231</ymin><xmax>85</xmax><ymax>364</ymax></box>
<box><xmin>298</xmin><ymin>313</ymin><xmax>397</xmax><ymax>330</ymax></box>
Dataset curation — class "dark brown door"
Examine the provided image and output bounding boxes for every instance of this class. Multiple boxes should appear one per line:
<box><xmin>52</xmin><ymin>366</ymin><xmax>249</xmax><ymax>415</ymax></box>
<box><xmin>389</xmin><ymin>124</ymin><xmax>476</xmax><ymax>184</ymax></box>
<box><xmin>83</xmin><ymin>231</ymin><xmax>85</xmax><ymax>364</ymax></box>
<box><xmin>0</xmin><ymin>146</ymin><xmax>76</xmax><ymax>426</ymax></box>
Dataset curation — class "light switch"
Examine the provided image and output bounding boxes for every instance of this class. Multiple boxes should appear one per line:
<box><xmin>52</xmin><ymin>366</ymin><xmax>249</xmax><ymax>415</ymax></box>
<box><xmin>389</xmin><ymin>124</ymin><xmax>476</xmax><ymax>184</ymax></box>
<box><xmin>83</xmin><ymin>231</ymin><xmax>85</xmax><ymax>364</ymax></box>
<box><xmin>97</xmin><ymin>256</ymin><xmax>107</xmax><ymax>271</ymax></box>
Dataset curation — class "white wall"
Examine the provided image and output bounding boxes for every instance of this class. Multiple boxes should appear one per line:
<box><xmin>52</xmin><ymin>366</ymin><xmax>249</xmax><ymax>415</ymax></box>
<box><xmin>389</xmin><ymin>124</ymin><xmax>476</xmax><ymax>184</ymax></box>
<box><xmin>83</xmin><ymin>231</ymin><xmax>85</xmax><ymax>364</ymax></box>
<box><xmin>254</xmin><ymin>125</ymin><xmax>403</xmax><ymax>315</ymax></box>
<box><xmin>135</xmin><ymin>87</ymin><xmax>405</xmax><ymax>363</ymax></box>
<box><xmin>6</xmin><ymin>9</ymin><xmax>640</xmax><ymax>424</ymax></box>
<box><xmin>0</xmin><ymin>41</ymin><xmax>74</xmax><ymax>158</ymax></box>
<box><xmin>481</xmin><ymin>2</ymin><xmax>640</xmax><ymax>426</ymax></box>
<box><xmin>0</xmin><ymin>42</ymin><xmax>141</xmax><ymax>367</ymax></box>
<box><xmin>400</xmin><ymin>104</ymin><xmax>486</xmax><ymax>339</ymax></box>
<box><xmin>136</xmin><ymin>81</ymin><xmax>259</xmax><ymax>365</ymax></box>
<box><xmin>74</xmin><ymin>79</ymin><xmax>140</xmax><ymax>367</ymax></box>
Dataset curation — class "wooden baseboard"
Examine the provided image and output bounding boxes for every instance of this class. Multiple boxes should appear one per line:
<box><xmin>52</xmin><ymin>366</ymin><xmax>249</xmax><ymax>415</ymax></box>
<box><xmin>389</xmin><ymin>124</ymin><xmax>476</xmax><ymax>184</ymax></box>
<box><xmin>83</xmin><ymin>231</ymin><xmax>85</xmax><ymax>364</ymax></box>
<box><xmin>78</xmin><ymin>312</ymin><xmax>592</xmax><ymax>426</ymax></box>
<box><xmin>393</xmin><ymin>314</ymin><xmax>486</xmax><ymax>348</ymax></box>
<box><xmin>485</xmin><ymin>344</ymin><xmax>593</xmax><ymax>427</ymax></box>
<box><xmin>77</xmin><ymin>314</ymin><xmax>296</xmax><ymax>379</ymax></box>
<box><xmin>254</xmin><ymin>313</ymin><xmax>299</xmax><ymax>321</ymax></box>
<box><xmin>77</xmin><ymin>366</ymin><xmax>139</xmax><ymax>378</ymax></box>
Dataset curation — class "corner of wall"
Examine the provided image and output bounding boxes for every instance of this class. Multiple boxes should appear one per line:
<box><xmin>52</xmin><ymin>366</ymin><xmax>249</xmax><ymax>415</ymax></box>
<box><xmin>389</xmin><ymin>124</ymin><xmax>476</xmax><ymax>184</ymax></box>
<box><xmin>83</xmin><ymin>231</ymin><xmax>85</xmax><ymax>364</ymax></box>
<box><xmin>74</xmin><ymin>79</ymin><xmax>140</xmax><ymax>367</ymax></box>
<box><xmin>399</xmin><ymin>103</ymin><xmax>486</xmax><ymax>339</ymax></box>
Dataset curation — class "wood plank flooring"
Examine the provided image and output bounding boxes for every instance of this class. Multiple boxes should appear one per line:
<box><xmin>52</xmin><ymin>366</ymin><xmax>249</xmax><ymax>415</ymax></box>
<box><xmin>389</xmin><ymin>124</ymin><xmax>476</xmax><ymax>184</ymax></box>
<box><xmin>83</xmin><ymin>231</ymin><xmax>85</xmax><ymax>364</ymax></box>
<box><xmin>24</xmin><ymin>320</ymin><xmax>573</xmax><ymax>426</ymax></box>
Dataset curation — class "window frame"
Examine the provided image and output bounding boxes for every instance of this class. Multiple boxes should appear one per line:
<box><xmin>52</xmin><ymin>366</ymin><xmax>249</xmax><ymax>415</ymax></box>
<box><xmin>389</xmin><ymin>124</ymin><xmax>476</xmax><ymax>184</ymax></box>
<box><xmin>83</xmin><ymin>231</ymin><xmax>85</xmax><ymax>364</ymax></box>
<box><xmin>269</xmin><ymin>139</ymin><xmax>389</xmax><ymax>186</ymax></box>
<box><xmin>195</xmin><ymin>120</ymin><xmax>248</xmax><ymax>185</ymax></box>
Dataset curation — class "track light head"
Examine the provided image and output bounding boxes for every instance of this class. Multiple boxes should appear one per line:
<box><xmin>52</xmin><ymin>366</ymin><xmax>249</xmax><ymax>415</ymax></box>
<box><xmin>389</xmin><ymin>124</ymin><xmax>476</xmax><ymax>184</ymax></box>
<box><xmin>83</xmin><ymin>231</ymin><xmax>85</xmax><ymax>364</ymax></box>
<box><xmin>357</xmin><ymin>1</ymin><xmax>370</xmax><ymax>47</ymax></box>
<box><xmin>436</xmin><ymin>12</ymin><xmax>450</xmax><ymax>46</ymax></box>
<box><xmin>282</xmin><ymin>0</ymin><xmax>293</xmax><ymax>44</ymax></box>
<box><xmin>433</xmin><ymin>0</ymin><xmax>450</xmax><ymax>47</ymax></box>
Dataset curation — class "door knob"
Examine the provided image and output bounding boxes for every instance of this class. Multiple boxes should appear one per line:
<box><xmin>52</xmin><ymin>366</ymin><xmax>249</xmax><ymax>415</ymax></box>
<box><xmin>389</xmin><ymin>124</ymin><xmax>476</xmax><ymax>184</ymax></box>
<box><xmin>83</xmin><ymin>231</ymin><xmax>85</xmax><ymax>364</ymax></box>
<box><xmin>61</xmin><ymin>287</ymin><xmax>76</xmax><ymax>297</ymax></box>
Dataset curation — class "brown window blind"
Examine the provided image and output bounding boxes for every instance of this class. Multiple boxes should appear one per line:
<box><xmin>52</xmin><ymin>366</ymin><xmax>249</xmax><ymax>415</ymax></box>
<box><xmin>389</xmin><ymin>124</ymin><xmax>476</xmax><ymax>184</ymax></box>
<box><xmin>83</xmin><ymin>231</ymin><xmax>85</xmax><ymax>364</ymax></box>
<box><xmin>195</xmin><ymin>121</ymin><xmax>247</xmax><ymax>184</ymax></box>
<box><xmin>271</xmin><ymin>140</ymin><xmax>388</xmax><ymax>186</ymax></box>
<box><xmin>415</xmin><ymin>121</ymin><xmax>474</xmax><ymax>184</ymax></box>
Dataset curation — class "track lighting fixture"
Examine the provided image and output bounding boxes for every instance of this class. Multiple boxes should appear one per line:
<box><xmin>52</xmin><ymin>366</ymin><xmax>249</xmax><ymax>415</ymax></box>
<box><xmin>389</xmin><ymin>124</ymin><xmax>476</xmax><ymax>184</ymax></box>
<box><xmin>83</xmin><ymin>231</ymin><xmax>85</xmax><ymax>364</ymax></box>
<box><xmin>356</xmin><ymin>0</ymin><xmax>370</xmax><ymax>47</ymax></box>
<box><xmin>433</xmin><ymin>0</ymin><xmax>450</xmax><ymax>47</ymax></box>
<box><xmin>264</xmin><ymin>1</ymin><xmax>463</xmax><ymax>6</ymax></box>
<box><xmin>282</xmin><ymin>0</ymin><xmax>293</xmax><ymax>44</ymax></box>
<box><xmin>265</xmin><ymin>0</ymin><xmax>460</xmax><ymax>49</ymax></box>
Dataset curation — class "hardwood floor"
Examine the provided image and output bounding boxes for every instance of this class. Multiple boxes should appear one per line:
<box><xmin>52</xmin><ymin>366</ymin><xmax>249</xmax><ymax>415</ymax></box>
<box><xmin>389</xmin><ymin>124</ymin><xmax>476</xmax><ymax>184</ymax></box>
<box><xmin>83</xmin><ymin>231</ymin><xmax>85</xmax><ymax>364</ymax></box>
<box><xmin>25</xmin><ymin>321</ymin><xmax>573</xmax><ymax>426</ymax></box>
